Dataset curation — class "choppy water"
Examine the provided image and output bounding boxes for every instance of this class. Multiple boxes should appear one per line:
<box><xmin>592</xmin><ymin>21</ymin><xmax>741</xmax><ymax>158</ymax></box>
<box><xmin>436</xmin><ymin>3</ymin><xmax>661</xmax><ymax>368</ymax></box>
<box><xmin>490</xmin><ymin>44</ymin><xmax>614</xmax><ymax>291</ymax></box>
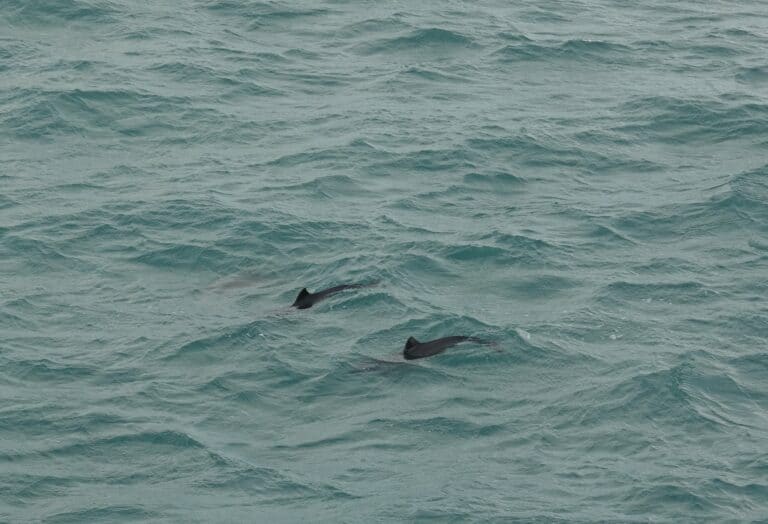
<box><xmin>2</xmin><ymin>0</ymin><xmax>768</xmax><ymax>521</ymax></box>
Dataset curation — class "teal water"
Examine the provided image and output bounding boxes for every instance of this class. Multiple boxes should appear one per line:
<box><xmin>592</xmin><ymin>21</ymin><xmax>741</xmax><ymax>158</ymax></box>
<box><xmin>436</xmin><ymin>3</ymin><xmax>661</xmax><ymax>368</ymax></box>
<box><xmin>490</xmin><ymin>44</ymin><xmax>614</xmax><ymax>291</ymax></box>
<box><xmin>2</xmin><ymin>1</ymin><xmax>768</xmax><ymax>521</ymax></box>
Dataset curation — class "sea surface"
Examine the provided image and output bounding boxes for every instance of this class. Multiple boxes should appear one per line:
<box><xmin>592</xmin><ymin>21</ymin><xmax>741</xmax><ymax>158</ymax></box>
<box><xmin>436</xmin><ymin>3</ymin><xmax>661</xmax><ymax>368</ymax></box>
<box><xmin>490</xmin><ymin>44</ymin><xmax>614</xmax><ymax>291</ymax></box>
<box><xmin>2</xmin><ymin>1</ymin><xmax>768</xmax><ymax>522</ymax></box>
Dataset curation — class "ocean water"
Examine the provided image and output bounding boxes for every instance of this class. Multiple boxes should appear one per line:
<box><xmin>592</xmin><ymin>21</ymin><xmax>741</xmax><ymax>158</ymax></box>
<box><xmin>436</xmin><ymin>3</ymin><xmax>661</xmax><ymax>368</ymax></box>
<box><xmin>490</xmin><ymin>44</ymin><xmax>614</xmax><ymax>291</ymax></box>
<box><xmin>2</xmin><ymin>0</ymin><xmax>768</xmax><ymax>521</ymax></box>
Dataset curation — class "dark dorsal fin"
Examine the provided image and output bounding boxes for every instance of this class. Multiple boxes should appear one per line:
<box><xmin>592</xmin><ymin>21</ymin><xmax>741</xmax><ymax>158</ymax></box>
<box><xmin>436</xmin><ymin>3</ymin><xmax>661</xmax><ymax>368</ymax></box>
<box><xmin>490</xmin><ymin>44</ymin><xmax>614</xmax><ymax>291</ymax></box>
<box><xmin>297</xmin><ymin>288</ymin><xmax>310</xmax><ymax>299</ymax></box>
<box><xmin>405</xmin><ymin>336</ymin><xmax>420</xmax><ymax>349</ymax></box>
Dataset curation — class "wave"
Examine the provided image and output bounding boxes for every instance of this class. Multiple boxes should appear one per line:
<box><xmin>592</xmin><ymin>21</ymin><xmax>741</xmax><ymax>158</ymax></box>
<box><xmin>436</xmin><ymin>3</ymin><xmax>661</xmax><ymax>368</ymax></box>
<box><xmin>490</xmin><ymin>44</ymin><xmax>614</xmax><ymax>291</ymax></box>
<box><xmin>41</xmin><ymin>506</ymin><xmax>159</xmax><ymax>523</ymax></box>
<box><xmin>264</xmin><ymin>139</ymin><xmax>389</xmax><ymax>169</ymax></box>
<box><xmin>2</xmin><ymin>234</ymin><xmax>96</xmax><ymax>272</ymax></box>
<box><xmin>336</xmin><ymin>16</ymin><xmax>412</xmax><ymax>38</ymax></box>
<box><xmin>366</xmin><ymin>415</ymin><xmax>507</xmax><ymax>439</ymax></box>
<box><xmin>5</xmin><ymin>426</ymin><xmax>352</xmax><ymax>490</ymax></box>
<box><xmin>728</xmin><ymin>353</ymin><xmax>768</xmax><ymax>397</ymax></box>
<box><xmin>615</xmin><ymin>95</ymin><xmax>768</xmax><ymax>143</ymax></box>
<box><xmin>730</xmin><ymin>165</ymin><xmax>768</xmax><ymax>207</ymax></box>
<box><xmin>354</xmin><ymin>28</ymin><xmax>475</xmax><ymax>55</ymax></box>
<box><xmin>610</xmin><ymin>188</ymin><xmax>763</xmax><ymax>242</ymax></box>
<box><xmin>0</xmin><ymin>87</ymin><xmax>199</xmax><ymax>140</ymax></box>
<box><xmin>118</xmin><ymin>27</ymin><xmax>195</xmax><ymax>41</ymax></box>
<box><xmin>1</xmin><ymin>0</ymin><xmax>117</xmax><ymax>24</ymax></box>
<box><xmin>465</xmin><ymin>135</ymin><xmax>660</xmax><ymax>173</ymax></box>
<box><xmin>204</xmin><ymin>0</ymin><xmax>272</xmax><ymax>13</ymax></box>
<box><xmin>580</xmin><ymin>224</ymin><xmax>637</xmax><ymax>247</ymax></box>
<box><xmin>249</xmin><ymin>9</ymin><xmax>332</xmax><ymax>30</ymax></box>
<box><xmin>196</xmin><ymin>459</ymin><xmax>356</xmax><ymax>501</ymax></box>
<box><xmin>0</xmin><ymin>95</ymin><xmax>87</xmax><ymax>140</ymax></box>
<box><xmin>567</xmin><ymin>364</ymin><xmax>727</xmax><ymax>431</ymax></box>
<box><xmin>493</xmin><ymin>39</ymin><xmax>633</xmax><ymax>64</ymax></box>
<box><xmin>0</xmin><ymin>40</ymin><xmax>40</xmax><ymax>72</ymax></box>
<box><xmin>114</xmin><ymin>198</ymin><xmax>238</xmax><ymax>230</ymax></box>
<box><xmin>1</xmin><ymin>357</ymin><xmax>95</xmax><ymax>383</ymax></box>
<box><xmin>519</xmin><ymin>7</ymin><xmax>569</xmax><ymax>23</ymax></box>
<box><xmin>462</xmin><ymin>171</ymin><xmax>526</xmax><ymax>190</ymax></box>
<box><xmin>736</xmin><ymin>66</ymin><xmax>768</xmax><ymax>85</ymax></box>
<box><xmin>206</xmin><ymin>0</ymin><xmax>332</xmax><ymax>26</ymax></box>
<box><xmin>146</xmin><ymin>62</ymin><xmax>283</xmax><ymax>97</ymax></box>
<box><xmin>371</xmin><ymin>147</ymin><xmax>477</xmax><ymax>174</ymax></box>
<box><xmin>332</xmin><ymin>291</ymin><xmax>406</xmax><ymax>313</ymax></box>
<box><xmin>598</xmin><ymin>280</ymin><xmax>714</xmax><ymax>305</ymax></box>
<box><xmin>161</xmin><ymin>320</ymin><xmax>268</xmax><ymax>358</ymax></box>
<box><xmin>400</xmin><ymin>66</ymin><xmax>472</xmax><ymax>83</ymax></box>
<box><xmin>132</xmin><ymin>244</ymin><xmax>251</xmax><ymax>273</ymax></box>
<box><xmin>624</xmin><ymin>484</ymin><xmax>717</xmax><ymax>517</ymax></box>
<box><xmin>383</xmin><ymin>252</ymin><xmax>458</xmax><ymax>285</ymax></box>
<box><xmin>0</xmin><ymin>194</ymin><xmax>19</xmax><ymax>210</ymax></box>
<box><xmin>481</xmin><ymin>230</ymin><xmax>570</xmax><ymax>255</ymax></box>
